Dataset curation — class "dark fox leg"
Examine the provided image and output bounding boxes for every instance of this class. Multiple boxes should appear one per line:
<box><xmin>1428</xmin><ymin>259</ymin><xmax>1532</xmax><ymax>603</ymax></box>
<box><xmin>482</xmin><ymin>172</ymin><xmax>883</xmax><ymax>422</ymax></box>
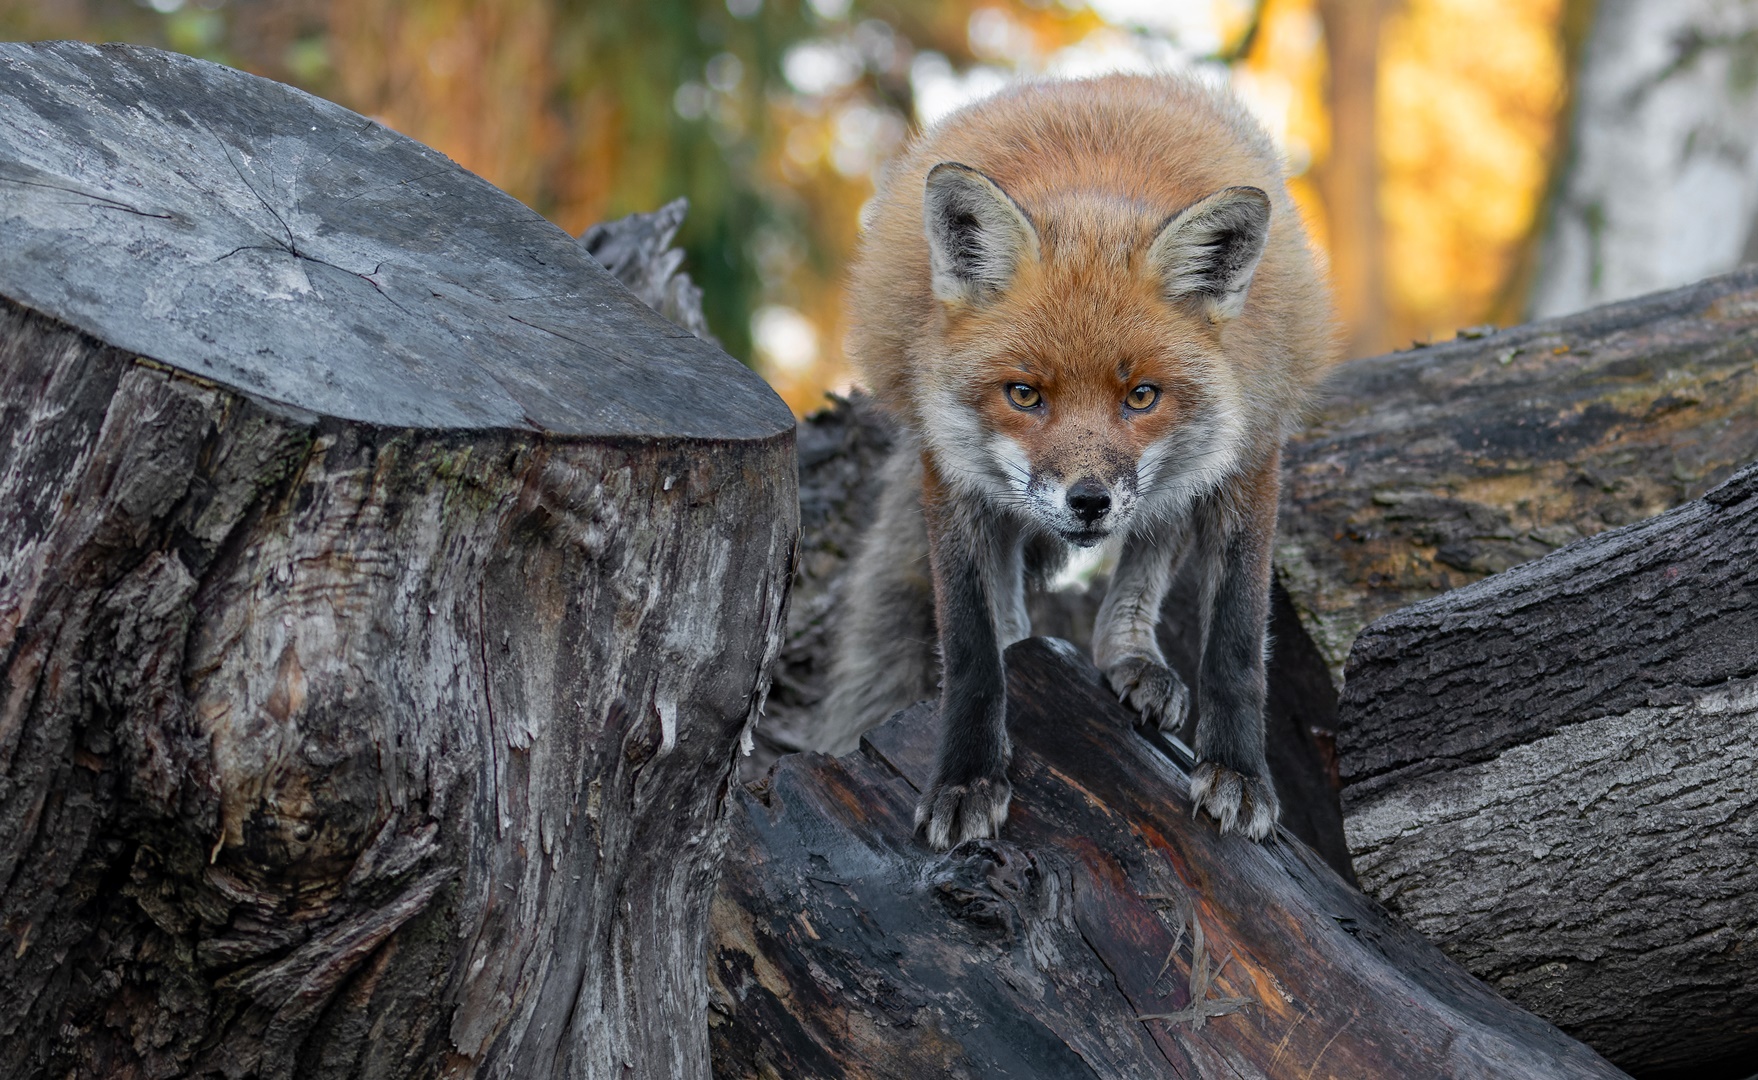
<box><xmin>1187</xmin><ymin>452</ymin><xmax>1280</xmax><ymax>839</ymax></box>
<box><xmin>1094</xmin><ymin>525</ymin><xmax>1192</xmax><ymax>731</ymax></box>
<box><xmin>822</xmin><ymin>445</ymin><xmax>940</xmax><ymax>754</ymax></box>
<box><xmin>915</xmin><ymin>455</ymin><xmax>1021</xmax><ymax>851</ymax></box>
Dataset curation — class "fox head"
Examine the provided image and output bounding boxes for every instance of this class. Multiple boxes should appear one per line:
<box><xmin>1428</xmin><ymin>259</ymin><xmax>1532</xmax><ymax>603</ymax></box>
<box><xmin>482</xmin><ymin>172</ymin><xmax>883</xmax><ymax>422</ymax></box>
<box><xmin>916</xmin><ymin>162</ymin><xmax>1271</xmax><ymax>547</ymax></box>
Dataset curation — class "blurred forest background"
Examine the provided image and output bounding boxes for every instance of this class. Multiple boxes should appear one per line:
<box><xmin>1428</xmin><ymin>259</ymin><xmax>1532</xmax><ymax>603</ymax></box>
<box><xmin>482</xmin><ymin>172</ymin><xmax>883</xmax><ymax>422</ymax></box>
<box><xmin>4</xmin><ymin>0</ymin><xmax>1756</xmax><ymax>413</ymax></box>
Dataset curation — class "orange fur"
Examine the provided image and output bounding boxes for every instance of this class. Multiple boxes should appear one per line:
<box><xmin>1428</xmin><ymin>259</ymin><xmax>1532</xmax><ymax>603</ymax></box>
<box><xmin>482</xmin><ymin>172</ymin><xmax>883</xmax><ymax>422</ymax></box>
<box><xmin>848</xmin><ymin>73</ymin><xmax>1337</xmax><ymax>458</ymax></box>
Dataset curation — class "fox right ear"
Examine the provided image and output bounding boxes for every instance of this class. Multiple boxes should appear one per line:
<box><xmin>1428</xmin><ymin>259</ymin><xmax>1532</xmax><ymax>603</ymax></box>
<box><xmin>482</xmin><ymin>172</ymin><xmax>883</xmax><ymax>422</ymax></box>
<box><xmin>923</xmin><ymin>162</ymin><xmax>1038</xmax><ymax>305</ymax></box>
<box><xmin>1148</xmin><ymin>186</ymin><xmax>1271</xmax><ymax>322</ymax></box>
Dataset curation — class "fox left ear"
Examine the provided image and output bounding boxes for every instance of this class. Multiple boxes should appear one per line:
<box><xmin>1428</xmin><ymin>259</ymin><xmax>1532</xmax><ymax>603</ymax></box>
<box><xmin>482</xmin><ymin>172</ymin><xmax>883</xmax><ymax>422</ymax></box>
<box><xmin>1148</xmin><ymin>186</ymin><xmax>1271</xmax><ymax>322</ymax></box>
<box><xmin>923</xmin><ymin>162</ymin><xmax>1039</xmax><ymax>306</ymax></box>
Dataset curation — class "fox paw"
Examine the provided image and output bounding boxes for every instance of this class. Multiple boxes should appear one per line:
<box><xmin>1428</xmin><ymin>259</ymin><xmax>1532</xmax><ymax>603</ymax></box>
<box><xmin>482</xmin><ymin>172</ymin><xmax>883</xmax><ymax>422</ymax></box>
<box><xmin>916</xmin><ymin>775</ymin><xmax>1012</xmax><ymax>852</ymax></box>
<box><xmin>1189</xmin><ymin>761</ymin><xmax>1279</xmax><ymax>840</ymax></box>
<box><xmin>1105</xmin><ymin>656</ymin><xmax>1190</xmax><ymax>732</ymax></box>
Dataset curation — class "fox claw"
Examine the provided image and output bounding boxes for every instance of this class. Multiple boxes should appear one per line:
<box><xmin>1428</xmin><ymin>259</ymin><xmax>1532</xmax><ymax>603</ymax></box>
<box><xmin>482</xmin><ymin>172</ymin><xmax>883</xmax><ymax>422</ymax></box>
<box><xmin>1189</xmin><ymin>760</ymin><xmax>1279</xmax><ymax>840</ymax></box>
<box><xmin>1105</xmin><ymin>656</ymin><xmax>1191</xmax><ymax>732</ymax></box>
<box><xmin>916</xmin><ymin>775</ymin><xmax>1012</xmax><ymax>852</ymax></box>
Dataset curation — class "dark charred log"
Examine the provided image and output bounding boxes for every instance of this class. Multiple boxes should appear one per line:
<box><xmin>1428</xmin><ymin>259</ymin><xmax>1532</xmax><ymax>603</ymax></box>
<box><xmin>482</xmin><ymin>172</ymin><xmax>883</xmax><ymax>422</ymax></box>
<box><xmin>709</xmin><ymin>639</ymin><xmax>1625</xmax><ymax>1079</ymax></box>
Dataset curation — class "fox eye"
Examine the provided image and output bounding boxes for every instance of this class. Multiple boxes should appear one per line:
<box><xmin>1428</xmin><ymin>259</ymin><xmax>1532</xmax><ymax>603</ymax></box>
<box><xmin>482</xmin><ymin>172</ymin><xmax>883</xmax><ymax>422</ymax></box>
<box><xmin>1007</xmin><ymin>383</ymin><xmax>1042</xmax><ymax>410</ymax></box>
<box><xmin>1125</xmin><ymin>384</ymin><xmax>1159</xmax><ymax>411</ymax></box>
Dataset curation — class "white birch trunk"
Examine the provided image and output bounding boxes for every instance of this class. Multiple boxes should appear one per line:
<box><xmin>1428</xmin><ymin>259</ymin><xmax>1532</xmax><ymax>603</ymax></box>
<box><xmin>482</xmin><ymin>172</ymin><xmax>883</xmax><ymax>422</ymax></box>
<box><xmin>1531</xmin><ymin>0</ymin><xmax>1758</xmax><ymax>318</ymax></box>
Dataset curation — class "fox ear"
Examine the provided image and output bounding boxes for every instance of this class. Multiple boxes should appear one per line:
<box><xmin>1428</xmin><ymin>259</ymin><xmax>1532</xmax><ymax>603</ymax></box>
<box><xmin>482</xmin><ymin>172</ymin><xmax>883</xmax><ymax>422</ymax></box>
<box><xmin>1148</xmin><ymin>186</ymin><xmax>1271</xmax><ymax>322</ymax></box>
<box><xmin>923</xmin><ymin>162</ymin><xmax>1039</xmax><ymax>305</ymax></box>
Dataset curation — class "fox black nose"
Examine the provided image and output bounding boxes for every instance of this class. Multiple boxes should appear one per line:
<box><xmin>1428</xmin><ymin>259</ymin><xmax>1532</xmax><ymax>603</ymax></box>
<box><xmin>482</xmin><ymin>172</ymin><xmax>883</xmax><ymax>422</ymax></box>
<box><xmin>1066</xmin><ymin>479</ymin><xmax>1111</xmax><ymax>524</ymax></box>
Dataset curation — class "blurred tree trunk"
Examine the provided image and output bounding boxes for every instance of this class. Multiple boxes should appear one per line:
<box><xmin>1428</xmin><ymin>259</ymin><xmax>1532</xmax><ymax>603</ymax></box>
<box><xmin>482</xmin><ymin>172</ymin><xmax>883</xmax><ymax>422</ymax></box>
<box><xmin>1530</xmin><ymin>0</ymin><xmax>1758</xmax><ymax>318</ymax></box>
<box><xmin>1315</xmin><ymin>0</ymin><xmax>1391</xmax><ymax>358</ymax></box>
<box><xmin>1486</xmin><ymin>0</ymin><xmax>1600</xmax><ymax>326</ymax></box>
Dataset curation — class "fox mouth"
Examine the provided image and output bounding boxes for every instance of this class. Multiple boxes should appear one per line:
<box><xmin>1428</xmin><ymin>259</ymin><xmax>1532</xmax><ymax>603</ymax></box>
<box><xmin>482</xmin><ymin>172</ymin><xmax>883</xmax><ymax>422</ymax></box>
<box><xmin>1060</xmin><ymin>527</ymin><xmax>1109</xmax><ymax>548</ymax></box>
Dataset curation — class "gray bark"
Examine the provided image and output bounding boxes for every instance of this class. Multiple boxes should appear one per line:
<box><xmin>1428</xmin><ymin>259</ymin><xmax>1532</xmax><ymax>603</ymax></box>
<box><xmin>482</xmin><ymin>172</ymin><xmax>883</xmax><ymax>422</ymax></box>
<box><xmin>1531</xmin><ymin>0</ymin><xmax>1758</xmax><ymax>318</ymax></box>
<box><xmin>0</xmin><ymin>41</ymin><xmax>796</xmax><ymax>1080</ymax></box>
<box><xmin>1280</xmin><ymin>268</ymin><xmax>1758</xmax><ymax>1075</ymax></box>
<box><xmin>1338</xmin><ymin>462</ymin><xmax>1758</xmax><ymax>1077</ymax></box>
<box><xmin>1280</xmin><ymin>265</ymin><xmax>1758</xmax><ymax>685</ymax></box>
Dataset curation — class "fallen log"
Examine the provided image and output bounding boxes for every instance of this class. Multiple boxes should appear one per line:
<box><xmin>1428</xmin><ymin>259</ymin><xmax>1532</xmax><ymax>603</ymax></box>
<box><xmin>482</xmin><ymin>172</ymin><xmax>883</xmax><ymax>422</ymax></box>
<box><xmin>709</xmin><ymin>638</ymin><xmax>1626</xmax><ymax>1079</ymax></box>
<box><xmin>1337</xmin><ymin>461</ymin><xmax>1758</xmax><ymax>1077</ymax></box>
<box><xmin>0</xmin><ymin>41</ymin><xmax>795</xmax><ymax>1080</ymax></box>
<box><xmin>1279</xmin><ymin>266</ymin><xmax>1758</xmax><ymax>683</ymax></box>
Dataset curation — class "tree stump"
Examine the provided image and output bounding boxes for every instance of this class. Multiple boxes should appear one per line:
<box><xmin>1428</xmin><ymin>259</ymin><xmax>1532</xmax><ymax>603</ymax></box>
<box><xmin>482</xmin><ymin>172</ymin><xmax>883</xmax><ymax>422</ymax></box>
<box><xmin>0</xmin><ymin>41</ymin><xmax>795</xmax><ymax>1080</ymax></box>
<box><xmin>1337</xmin><ymin>461</ymin><xmax>1758</xmax><ymax>1077</ymax></box>
<box><xmin>709</xmin><ymin>639</ymin><xmax>1625</xmax><ymax>1079</ymax></box>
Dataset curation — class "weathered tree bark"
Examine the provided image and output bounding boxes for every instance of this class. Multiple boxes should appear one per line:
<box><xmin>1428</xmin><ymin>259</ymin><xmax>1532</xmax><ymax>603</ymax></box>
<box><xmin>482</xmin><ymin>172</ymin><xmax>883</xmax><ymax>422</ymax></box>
<box><xmin>0</xmin><ymin>41</ymin><xmax>795</xmax><ymax>1080</ymax></box>
<box><xmin>709</xmin><ymin>639</ymin><xmax>1625</xmax><ymax>1079</ymax></box>
<box><xmin>1336</xmin><ymin>461</ymin><xmax>1758</xmax><ymax>1078</ymax></box>
<box><xmin>1274</xmin><ymin>268</ymin><xmax>1758</xmax><ymax>1075</ymax></box>
<box><xmin>1279</xmin><ymin>264</ymin><xmax>1758</xmax><ymax>685</ymax></box>
<box><xmin>1530</xmin><ymin>0</ymin><xmax>1758</xmax><ymax>319</ymax></box>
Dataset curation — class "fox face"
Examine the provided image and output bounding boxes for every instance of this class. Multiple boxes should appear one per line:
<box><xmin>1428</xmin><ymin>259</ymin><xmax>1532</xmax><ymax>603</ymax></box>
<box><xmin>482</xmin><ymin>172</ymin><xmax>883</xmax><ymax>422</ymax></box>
<box><xmin>916</xmin><ymin>163</ymin><xmax>1269</xmax><ymax>546</ymax></box>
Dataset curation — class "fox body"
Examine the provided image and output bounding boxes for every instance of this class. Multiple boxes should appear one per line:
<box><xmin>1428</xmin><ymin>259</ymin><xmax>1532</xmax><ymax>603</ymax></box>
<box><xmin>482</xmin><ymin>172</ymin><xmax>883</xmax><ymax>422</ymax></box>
<box><xmin>824</xmin><ymin>74</ymin><xmax>1336</xmax><ymax>850</ymax></box>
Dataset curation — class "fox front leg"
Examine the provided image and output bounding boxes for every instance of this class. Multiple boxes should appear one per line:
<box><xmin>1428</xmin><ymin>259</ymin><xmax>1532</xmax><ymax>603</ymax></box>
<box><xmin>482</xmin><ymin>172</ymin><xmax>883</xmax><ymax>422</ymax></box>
<box><xmin>916</xmin><ymin>466</ymin><xmax>1021</xmax><ymax>851</ymax></box>
<box><xmin>1094</xmin><ymin>528</ymin><xmax>1192</xmax><ymax>732</ymax></box>
<box><xmin>1187</xmin><ymin>456</ymin><xmax>1281</xmax><ymax>840</ymax></box>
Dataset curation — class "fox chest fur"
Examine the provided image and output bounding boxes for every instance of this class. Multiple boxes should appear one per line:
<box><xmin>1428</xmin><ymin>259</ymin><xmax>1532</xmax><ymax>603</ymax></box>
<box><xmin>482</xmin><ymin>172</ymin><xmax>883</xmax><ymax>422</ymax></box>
<box><xmin>825</xmin><ymin>73</ymin><xmax>1337</xmax><ymax>851</ymax></box>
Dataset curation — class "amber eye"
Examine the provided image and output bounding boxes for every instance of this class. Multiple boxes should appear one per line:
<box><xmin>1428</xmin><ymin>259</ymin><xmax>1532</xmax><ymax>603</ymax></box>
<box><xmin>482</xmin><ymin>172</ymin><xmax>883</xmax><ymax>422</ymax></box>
<box><xmin>1125</xmin><ymin>384</ymin><xmax>1159</xmax><ymax>411</ymax></box>
<box><xmin>1007</xmin><ymin>383</ymin><xmax>1042</xmax><ymax>409</ymax></box>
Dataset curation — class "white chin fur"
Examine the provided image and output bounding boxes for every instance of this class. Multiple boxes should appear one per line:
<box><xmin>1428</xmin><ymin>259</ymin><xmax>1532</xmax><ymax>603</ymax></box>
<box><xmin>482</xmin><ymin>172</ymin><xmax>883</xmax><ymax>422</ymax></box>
<box><xmin>1061</xmin><ymin>529</ymin><xmax>1110</xmax><ymax>549</ymax></box>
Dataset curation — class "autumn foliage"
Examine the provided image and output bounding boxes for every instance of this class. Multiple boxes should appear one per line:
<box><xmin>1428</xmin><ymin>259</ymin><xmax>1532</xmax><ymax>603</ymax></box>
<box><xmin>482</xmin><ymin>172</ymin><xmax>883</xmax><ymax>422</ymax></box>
<box><xmin>1</xmin><ymin>0</ymin><xmax>1577</xmax><ymax>411</ymax></box>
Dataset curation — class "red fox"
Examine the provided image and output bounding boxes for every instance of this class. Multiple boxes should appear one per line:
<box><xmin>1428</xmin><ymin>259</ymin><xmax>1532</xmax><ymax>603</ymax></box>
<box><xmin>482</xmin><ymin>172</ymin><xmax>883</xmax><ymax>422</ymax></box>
<box><xmin>822</xmin><ymin>73</ymin><xmax>1337</xmax><ymax>851</ymax></box>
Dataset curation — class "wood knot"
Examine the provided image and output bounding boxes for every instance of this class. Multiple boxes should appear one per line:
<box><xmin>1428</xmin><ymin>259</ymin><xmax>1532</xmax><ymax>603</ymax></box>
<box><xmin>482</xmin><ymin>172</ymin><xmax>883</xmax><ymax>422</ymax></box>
<box><xmin>926</xmin><ymin>838</ymin><xmax>1042</xmax><ymax>937</ymax></box>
